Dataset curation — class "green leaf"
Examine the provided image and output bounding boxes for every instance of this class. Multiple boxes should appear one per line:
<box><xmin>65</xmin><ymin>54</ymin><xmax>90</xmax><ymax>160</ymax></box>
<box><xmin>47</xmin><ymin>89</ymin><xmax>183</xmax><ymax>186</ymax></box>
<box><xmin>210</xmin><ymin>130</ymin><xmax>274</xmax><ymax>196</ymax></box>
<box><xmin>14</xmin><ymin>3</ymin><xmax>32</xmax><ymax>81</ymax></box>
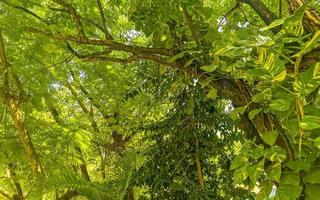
<box><xmin>257</xmin><ymin>181</ymin><xmax>272</xmax><ymax>200</ymax></box>
<box><xmin>294</xmin><ymin>30</ymin><xmax>320</xmax><ymax>57</ymax></box>
<box><xmin>248</xmin><ymin>158</ymin><xmax>265</xmax><ymax>183</ymax></box>
<box><xmin>269</xmin><ymin>99</ymin><xmax>290</xmax><ymax>111</ymax></box>
<box><xmin>280</xmin><ymin>172</ymin><xmax>300</xmax><ymax>186</ymax></box>
<box><xmin>230</xmin><ymin>155</ymin><xmax>248</xmax><ymax>170</ymax></box>
<box><xmin>250</xmin><ymin>145</ymin><xmax>265</xmax><ymax>159</ymax></box>
<box><xmin>214</xmin><ymin>45</ymin><xmax>241</xmax><ymax>58</ymax></box>
<box><xmin>293</xmin><ymin>64</ymin><xmax>320</xmax><ymax>97</ymax></box>
<box><xmin>300</xmin><ymin>116</ymin><xmax>320</xmax><ymax>130</ymax></box>
<box><xmin>272</xmin><ymin>69</ymin><xmax>286</xmax><ymax>82</ymax></box>
<box><xmin>305</xmin><ymin>184</ymin><xmax>320</xmax><ymax>200</ymax></box>
<box><xmin>159</xmin><ymin>65</ymin><xmax>167</xmax><ymax>75</ymax></box>
<box><xmin>314</xmin><ymin>137</ymin><xmax>320</xmax><ymax>149</ymax></box>
<box><xmin>259</xmin><ymin>18</ymin><xmax>285</xmax><ymax>32</ymax></box>
<box><xmin>286</xmin><ymin>160</ymin><xmax>311</xmax><ymax>173</ymax></box>
<box><xmin>184</xmin><ymin>99</ymin><xmax>194</xmax><ymax>114</ymax></box>
<box><xmin>184</xmin><ymin>58</ymin><xmax>196</xmax><ymax>67</ymax></box>
<box><xmin>167</xmin><ymin>51</ymin><xmax>186</xmax><ymax>63</ymax></box>
<box><xmin>200</xmin><ymin>64</ymin><xmax>218</xmax><ymax>73</ymax></box>
<box><xmin>230</xmin><ymin>106</ymin><xmax>247</xmax><ymax>121</ymax></box>
<box><xmin>265</xmin><ymin>146</ymin><xmax>286</xmax><ymax>163</ymax></box>
<box><xmin>233</xmin><ymin>166</ymin><xmax>248</xmax><ymax>184</ymax></box>
<box><xmin>304</xmin><ymin>169</ymin><xmax>320</xmax><ymax>184</ymax></box>
<box><xmin>252</xmin><ymin>88</ymin><xmax>272</xmax><ymax>103</ymax></box>
<box><xmin>248</xmin><ymin>108</ymin><xmax>263</xmax><ymax>120</ymax></box>
<box><xmin>207</xmin><ymin>87</ymin><xmax>217</xmax><ymax>100</ymax></box>
<box><xmin>269</xmin><ymin>162</ymin><xmax>281</xmax><ymax>182</ymax></box>
<box><xmin>261</xmin><ymin>130</ymin><xmax>278</xmax><ymax>146</ymax></box>
<box><xmin>276</xmin><ymin>184</ymin><xmax>302</xmax><ymax>200</ymax></box>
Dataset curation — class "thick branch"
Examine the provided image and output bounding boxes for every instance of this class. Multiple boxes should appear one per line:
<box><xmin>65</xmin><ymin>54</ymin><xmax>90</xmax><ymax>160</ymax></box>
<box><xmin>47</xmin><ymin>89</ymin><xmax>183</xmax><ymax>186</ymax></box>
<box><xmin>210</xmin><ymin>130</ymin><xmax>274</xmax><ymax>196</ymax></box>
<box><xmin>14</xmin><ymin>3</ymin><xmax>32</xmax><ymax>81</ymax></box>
<box><xmin>287</xmin><ymin>0</ymin><xmax>320</xmax><ymax>33</ymax></box>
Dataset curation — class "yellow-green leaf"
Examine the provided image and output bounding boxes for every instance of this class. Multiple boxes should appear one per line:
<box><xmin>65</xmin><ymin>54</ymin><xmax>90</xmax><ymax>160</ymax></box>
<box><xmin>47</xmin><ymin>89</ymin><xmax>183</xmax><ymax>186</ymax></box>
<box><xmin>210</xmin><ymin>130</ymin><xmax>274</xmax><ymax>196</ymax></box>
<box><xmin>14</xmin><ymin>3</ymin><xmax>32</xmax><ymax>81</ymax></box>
<box><xmin>248</xmin><ymin>108</ymin><xmax>263</xmax><ymax>120</ymax></box>
<box><xmin>272</xmin><ymin>69</ymin><xmax>286</xmax><ymax>82</ymax></box>
<box><xmin>207</xmin><ymin>87</ymin><xmax>217</xmax><ymax>100</ymax></box>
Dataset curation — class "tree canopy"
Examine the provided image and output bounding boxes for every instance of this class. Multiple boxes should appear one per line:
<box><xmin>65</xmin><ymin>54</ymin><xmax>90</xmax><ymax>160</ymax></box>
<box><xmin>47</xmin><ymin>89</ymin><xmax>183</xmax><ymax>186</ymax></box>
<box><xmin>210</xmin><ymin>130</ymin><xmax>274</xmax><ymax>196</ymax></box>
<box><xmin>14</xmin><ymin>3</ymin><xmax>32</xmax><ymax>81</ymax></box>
<box><xmin>1</xmin><ymin>0</ymin><xmax>320</xmax><ymax>199</ymax></box>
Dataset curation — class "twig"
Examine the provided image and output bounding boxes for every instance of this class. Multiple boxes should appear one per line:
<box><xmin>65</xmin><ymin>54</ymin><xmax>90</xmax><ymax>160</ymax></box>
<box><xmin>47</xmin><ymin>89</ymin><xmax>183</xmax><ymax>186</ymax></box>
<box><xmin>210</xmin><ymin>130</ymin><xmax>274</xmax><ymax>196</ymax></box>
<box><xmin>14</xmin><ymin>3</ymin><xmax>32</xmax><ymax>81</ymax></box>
<box><xmin>218</xmin><ymin>3</ymin><xmax>241</xmax><ymax>29</ymax></box>
<box><xmin>0</xmin><ymin>30</ymin><xmax>9</xmax><ymax>88</ymax></box>
<box><xmin>96</xmin><ymin>0</ymin><xmax>113</xmax><ymax>40</ymax></box>
<box><xmin>53</xmin><ymin>0</ymin><xmax>86</xmax><ymax>39</ymax></box>
<box><xmin>0</xmin><ymin>0</ymin><xmax>49</xmax><ymax>24</ymax></box>
<box><xmin>26</xmin><ymin>27</ymin><xmax>172</xmax><ymax>56</ymax></box>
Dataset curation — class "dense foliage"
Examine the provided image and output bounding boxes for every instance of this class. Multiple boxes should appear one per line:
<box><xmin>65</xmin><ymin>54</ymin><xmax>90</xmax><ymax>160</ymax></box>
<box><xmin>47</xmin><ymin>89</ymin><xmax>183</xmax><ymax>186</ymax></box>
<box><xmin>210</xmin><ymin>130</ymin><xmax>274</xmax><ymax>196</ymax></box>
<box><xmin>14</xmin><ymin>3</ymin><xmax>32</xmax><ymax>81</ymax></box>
<box><xmin>1</xmin><ymin>0</ymin><xmax>320</xmax><ymax>199</ymax></box>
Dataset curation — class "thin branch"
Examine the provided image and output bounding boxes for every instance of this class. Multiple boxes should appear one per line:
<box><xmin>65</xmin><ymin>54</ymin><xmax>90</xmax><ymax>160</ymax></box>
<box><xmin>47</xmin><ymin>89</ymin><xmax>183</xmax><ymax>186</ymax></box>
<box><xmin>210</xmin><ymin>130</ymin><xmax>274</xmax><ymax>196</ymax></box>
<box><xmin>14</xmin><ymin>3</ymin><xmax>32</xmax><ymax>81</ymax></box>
<box><xmin>66</xmin><ymin>43</ymin><xmax>110</xmax><ymax>58</ymax></box>
<box><xmin>69</xmin><ymin>72</ymin><xmax>115</xmax><ymax>120</ymax></box>
<box><xmin>218</xmin><ymin>3</ymin><xmax>241</xmax><ymax>28</ymax></box>
<box><xmin>48</xmin><ymin>4</ymin><xmax>112</xmax><ymax>39</ymax></box>
<box><xmin>66</xmin><ymin>43</ymin><xmax>138</xmax><ymax>64</ymax></box>
<box><xmin>53</xmin><ymin>0</ymin><xmax>86</xmax><ymax>39</ymax></box>
<box><xmin>279</xmin><ymin>0</ymin><xmax>283</xmax><ymax>18</ymax></box>
<box><xmin>26</xmin><ymin>27</ymin><xmax>172</xmax><ymax>56</ymax></box>
<box><xmin>84</xmin><ymin>18</ymin><xmax>106</xmax><ymax>34</ymax></box>
<box><xmin>0</xmin><ymin>31</ymin><xmax>9</xmax><ymax>88</ymax></box>
<box><xmin>47</xmin><ymin>6</ymin><xmax>68</xmax><ymax>13</ymax></box>
<box><xmin>21</xmin><ymin>55</ymin><xmax>74</xmax><ymax>86</ymax></box>
<box><xmin>96</xmin><ymin>0</ymin><xmax>113</xmax><ymax>40</ymax></box>
<box><xmin>0</xmin><ymin>0</ymin><xmax>49</xmax><ymax>24</ymax></box>
<box><xmin>183</xmin><ymin>8</ymin><xmax>201</xmax><ymax>49</ymax></box>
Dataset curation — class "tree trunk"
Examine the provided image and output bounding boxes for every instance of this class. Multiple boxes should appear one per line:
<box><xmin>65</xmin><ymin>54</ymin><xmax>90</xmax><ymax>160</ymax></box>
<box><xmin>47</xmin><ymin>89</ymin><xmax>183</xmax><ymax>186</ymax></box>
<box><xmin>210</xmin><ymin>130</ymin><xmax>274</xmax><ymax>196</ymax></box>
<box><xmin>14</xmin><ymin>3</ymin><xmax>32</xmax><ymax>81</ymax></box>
<box><xmin>6</xmin><ymin>96</ymin><xmax>43</xmax><ymax>177</ymax></box>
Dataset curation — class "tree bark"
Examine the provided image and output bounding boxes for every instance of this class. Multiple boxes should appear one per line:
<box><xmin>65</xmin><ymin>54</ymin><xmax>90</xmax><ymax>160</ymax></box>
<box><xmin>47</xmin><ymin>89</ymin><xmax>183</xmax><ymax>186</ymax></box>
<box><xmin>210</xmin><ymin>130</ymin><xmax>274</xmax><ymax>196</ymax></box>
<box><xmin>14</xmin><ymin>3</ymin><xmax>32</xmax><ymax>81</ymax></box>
<box><xmin>6</xmin><ymin>96</ymin><xmax>43</xmax><ymax>177</ymax></box>
<box><xmin>0</xmin><ymin>31</ymin><xmax>43</xmax><ymax>178</ymax></box>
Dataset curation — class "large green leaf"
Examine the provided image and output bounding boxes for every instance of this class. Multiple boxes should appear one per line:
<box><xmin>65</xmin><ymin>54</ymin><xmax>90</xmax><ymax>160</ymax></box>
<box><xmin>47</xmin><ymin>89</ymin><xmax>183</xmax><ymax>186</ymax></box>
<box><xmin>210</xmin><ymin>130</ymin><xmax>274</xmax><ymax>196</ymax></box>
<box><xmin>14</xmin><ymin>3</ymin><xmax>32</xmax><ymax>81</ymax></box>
<box><xmin>257</xmin><ymin>181</ymin><xmax>272</xmax><ymax>200</ymax></box>
<box><xmin>269</xmin><ymin>162</ymin><xmax>281</xmax><ymax>182</ymax></box>
<box><xmin>276</xmin><ymin>184</ymin><xmax>302</xmax><ymax>200</ymax></box>
<box><xmin>280</xmin><ymin>172</ymin><xmax>300</xmax><ymax>186</ymax></box>
<box><xmin>261</xmin><ymin>130</ymin><xmax>278</xmax><ymax>146</ymax></box>
<box><xmin>233</xmin><ymin>166</ymin><xmax>248</xmax><ymax>184</ymax></box>
<box><xmin>230</xmin><ymin>154</ymin><xmax>248</xmax><ymax>170</ymax></box>
<box><xmin>265</xmin><ymin>146</ymin><xmax>286</xmax><ymax>163</ymax></box>
<box><xmin>286</xmin><ymin>160</ymin><xmax>311</xmax><ymax>173</ymax></box>
<box><xmin>247</xmin><ymin>158</ymin><xmax>265</xmax><ymax>183</ymax></box>
<box><xmin>269</xmin><ymin>99</ymin><xmax>290</xmax><ymax>112</ymax></box>
<box><xmin>305</xmin><ymin>184</ymin><xmax>320</xmax><ymax>200</ymax></box>
<box><xmin>293</xmin><ymin>64</ymin><xmax>320</xmax><ymax>97</ymax></box>
<box><xmin>300</xmin><ymin>116</ymin><xmax>320</xmax><ymax>130</ymax></box>
<box><xmin>304</xmin><ymin>169</ymin><xmax>320</xmax><ymax>184</ymax></box>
